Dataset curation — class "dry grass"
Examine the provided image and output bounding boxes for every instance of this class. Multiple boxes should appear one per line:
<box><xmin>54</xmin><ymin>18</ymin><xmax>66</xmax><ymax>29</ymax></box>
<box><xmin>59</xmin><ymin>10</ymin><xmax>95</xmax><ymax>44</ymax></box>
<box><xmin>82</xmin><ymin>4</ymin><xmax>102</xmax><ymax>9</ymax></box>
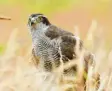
<box><xmin>0</xmin><ymin>20</ymin><xmax>112</xmax><ymax>91</ymax></box>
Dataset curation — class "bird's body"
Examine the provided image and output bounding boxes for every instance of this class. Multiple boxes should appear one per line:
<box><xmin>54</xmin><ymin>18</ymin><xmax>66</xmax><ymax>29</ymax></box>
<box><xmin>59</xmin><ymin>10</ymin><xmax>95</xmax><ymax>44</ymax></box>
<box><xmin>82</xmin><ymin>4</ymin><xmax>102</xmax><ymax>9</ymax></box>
<box><xmin>28</xmin><ymin>14</ymin><xmax>100</xmax><ymax>90</ymax></box>
<box><xmin>28</xmin><ymin>14</ymin><xmax>83</xmax><ymax>73</ymax></box>
<box><xmin>31</xmin><ymin>25</ymin><xmax>79</xmax><ymax>73</ymax></box>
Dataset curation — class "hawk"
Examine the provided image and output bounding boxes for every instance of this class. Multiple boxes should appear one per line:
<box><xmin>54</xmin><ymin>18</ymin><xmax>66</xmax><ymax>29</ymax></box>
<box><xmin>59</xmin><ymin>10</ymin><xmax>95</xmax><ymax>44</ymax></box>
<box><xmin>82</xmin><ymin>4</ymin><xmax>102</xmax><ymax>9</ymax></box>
<box><xmin>28</xmin><ymin>13</ymin><xmax>84</xmax><ymax>73</ymax></box>
<box><xmin>27</xmin><ymin>13</ymin><xmax>100</xmax><ymax>90</ymax></box>
<box><xmin>28</xmin><ymin>13</ymin><xmax>95</xmax><ymax>75</ymax></box>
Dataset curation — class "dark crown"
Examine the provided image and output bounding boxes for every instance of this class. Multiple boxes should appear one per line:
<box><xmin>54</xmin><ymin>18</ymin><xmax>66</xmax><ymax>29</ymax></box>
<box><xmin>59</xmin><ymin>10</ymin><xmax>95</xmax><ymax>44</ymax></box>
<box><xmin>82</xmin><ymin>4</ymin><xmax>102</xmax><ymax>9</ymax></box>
<box><xmin>30</xmin><ymin>13</ymin><xmax>51</xmax><ymax>25</ymax></box>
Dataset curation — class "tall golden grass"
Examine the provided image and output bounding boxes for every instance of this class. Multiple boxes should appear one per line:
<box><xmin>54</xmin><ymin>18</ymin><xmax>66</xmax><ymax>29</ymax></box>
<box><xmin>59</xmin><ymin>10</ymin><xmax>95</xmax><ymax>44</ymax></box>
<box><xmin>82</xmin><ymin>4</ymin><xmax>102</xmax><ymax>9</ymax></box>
<box><xmin>0</xmin><ymin>20</ymin><xmax>112</xmax><ymax>91</ymax></box>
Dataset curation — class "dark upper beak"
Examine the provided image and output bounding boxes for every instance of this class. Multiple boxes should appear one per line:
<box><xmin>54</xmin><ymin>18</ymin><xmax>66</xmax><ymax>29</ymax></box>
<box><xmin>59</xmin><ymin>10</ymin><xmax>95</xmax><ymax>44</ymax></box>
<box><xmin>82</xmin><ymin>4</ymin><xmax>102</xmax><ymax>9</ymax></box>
<box><xmin>28</xmin><ymin>18</ymin><xmax>36</xmax><ymax>26</ymax></box>
<box><xmin>31</xmin><ymin>21</ymin><xmax>35</xmax><ymax>26</ymax></box>
<box><xmin>31</xmin><ymin>18</ymin><xmax>37</xmax><ymax>26</ymax></box>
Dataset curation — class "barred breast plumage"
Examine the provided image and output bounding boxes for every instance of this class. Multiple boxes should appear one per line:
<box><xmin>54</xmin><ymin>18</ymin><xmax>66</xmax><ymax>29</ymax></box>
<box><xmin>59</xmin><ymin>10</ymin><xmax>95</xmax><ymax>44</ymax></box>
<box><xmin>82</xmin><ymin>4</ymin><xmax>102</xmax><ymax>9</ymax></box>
<box><xmin>28</xmin><ymin>14</ymin><xmax>85</xmax><ymax>73</ymax></box>
<box><xmin>31</xmin><ymin>24</ymin><xmax>83</xmax><ymax>74</ymax></box>
<box><xmin>28</xmin><ymin>14</ymin><xmax>100</xmax><ymax>90</ymax></box>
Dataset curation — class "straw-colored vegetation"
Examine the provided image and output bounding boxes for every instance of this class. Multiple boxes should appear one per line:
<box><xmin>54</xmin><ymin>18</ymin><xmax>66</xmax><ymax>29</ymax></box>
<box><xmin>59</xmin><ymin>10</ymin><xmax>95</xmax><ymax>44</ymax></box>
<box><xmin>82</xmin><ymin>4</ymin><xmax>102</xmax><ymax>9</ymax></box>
<box><xmin>0</xmin><ymin>20</ymin><xmax>112</xmax><ymax>91</ymax></box>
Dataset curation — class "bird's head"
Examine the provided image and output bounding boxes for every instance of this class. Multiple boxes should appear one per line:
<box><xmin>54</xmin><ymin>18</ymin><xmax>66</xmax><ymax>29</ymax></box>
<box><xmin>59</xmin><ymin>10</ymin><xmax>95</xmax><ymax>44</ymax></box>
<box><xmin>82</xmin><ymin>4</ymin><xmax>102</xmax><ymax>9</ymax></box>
<box><xmin>28</xmin><ymin>13</ymin><xmax>51</xmax><ymax>31</ymax></box>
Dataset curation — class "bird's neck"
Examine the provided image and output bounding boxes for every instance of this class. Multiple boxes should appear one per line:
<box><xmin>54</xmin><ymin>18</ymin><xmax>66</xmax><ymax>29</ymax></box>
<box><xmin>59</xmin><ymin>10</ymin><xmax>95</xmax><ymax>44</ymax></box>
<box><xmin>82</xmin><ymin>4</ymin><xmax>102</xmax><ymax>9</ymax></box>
<box><xmin>31</xmin><ymin>23</ymin><xmax>49</xmax><ymax>45</ymax></box>
<box><xmin>35</xmin><ymin>22</ymin><xmax>49</xmax><ymax>31</ymax></box>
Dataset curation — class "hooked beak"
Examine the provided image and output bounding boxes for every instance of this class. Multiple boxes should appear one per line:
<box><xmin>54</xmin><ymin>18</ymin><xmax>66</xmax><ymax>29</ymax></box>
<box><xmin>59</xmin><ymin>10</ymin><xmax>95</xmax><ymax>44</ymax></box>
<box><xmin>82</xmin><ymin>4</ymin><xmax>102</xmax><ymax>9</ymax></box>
<box><xmin>31</xmin><ymin>21</ymin><xmax>36</xmax><ymax>26</ymax></box>
<box><xmin>31</xmin><ymin>18</ymin><xmax>37</xmax><ymax>26</ymax></box>
<box><xmin>28</xmin><ymin>17</ymin><xmax>37</xmax><ymax>28</ymax></box>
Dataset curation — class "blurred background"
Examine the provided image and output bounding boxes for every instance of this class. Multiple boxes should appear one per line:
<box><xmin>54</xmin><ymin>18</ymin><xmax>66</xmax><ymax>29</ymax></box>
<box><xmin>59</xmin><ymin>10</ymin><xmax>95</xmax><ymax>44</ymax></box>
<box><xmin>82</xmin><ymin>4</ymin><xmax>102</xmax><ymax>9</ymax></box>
<box><xmin>0</xmin><ymin>0</ymin><xmax>112</xmax><ymax>55</ymax></box>
<box><xmin>0</xmin><ymin>0</ymin><xmax>112</xmax><ymax>90</ymax></box>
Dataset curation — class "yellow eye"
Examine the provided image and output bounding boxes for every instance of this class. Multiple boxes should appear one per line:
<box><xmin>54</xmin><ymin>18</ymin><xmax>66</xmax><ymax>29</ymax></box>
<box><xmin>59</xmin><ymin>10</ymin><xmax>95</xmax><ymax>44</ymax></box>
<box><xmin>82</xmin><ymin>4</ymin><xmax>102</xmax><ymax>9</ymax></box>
<box><xmin>36</xmin><ymin>16</ymin><xmax>42</xmax><ymax>23</ymax></box>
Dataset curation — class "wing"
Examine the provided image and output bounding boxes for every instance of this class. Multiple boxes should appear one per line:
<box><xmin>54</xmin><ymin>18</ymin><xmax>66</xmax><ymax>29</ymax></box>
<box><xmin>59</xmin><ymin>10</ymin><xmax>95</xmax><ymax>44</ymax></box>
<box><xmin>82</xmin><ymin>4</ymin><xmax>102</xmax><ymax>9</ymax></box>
<box><xmin>45</xmin><ymin>24</ymin><xmax>83</xmax><ymax>63</ymax></box>
<box><xmin>45</xmin><ymin>25</ymin><xmax>74</xmax><ymax>40</ymax></box>
<box><xmin>45</xmin><ymin>25</ymin><xmax>83</xmax><ymax>74</ymax></box>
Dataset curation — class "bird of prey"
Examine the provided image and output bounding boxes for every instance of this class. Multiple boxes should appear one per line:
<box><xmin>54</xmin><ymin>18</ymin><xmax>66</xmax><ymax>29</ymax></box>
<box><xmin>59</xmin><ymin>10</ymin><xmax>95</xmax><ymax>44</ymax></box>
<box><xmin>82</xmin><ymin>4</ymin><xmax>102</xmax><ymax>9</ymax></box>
<box><xmin>27</xmin><ymin>14</ymin><xmax>100</xmax><ymax>90</ymax></box>
<box><xmin>28</xmin><ymin>13</ymin><xmax>94</xmax><ymax>75</ymax></box>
